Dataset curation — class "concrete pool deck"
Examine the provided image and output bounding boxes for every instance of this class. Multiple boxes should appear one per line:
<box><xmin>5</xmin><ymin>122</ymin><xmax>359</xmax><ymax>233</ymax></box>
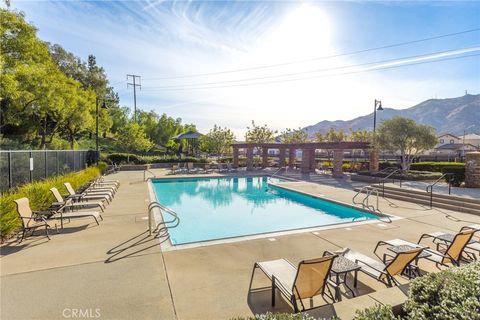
<box><xmin>1</xmin><ymin>169</ymin><xmax>479</xmax><ymax>320</ymax></box>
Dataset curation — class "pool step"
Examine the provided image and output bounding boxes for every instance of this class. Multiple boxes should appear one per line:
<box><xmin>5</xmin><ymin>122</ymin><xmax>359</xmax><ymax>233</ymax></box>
<box><xmin>354</xmin><ymin>185</ymin><xmax>480</xmax><ymax>216</ymax></box>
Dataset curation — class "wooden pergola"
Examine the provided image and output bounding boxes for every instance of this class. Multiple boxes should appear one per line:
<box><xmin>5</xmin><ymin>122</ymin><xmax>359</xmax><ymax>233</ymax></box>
<box><xmin>231</xmin><ymin>142</ymin><xmax>376</xmax><ymax>176</ymax></box>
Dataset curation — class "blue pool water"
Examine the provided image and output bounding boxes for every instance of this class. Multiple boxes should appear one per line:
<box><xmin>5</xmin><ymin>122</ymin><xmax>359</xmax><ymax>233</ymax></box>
<box><xmin>152</xmin><ymin>176</ymin><xmax>378</xmax><ymax>245</ymax></box>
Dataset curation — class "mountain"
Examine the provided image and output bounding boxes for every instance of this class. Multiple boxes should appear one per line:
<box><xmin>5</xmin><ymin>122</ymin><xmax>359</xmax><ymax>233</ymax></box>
<box><xmin>303</xmin><ymin>94</ymin><xmax>480</xmax><ymax>136</ymax></box>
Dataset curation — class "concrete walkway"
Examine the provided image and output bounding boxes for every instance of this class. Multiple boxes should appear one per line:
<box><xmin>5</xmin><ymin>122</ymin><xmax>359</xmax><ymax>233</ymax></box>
<box><xmin>1</xmin><ymin>169</ymin><xmax>479</xmax><ymax>320</ymax></box>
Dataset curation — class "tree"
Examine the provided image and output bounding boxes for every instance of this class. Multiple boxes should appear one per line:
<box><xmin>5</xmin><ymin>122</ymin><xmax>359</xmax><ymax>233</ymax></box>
<box><xmin>280</xmin><ymin>128</ymin><xmax>309</xmax><ymax>143</ymax></box>
<box><xmin>314</xmin><ymin>132</ymin><xmax>324</xmax><ymax>142</ymax></box>
<box><xmin>349</xmin><ymin>129</ymin><xmax>372</xmax><ymax>142</ymax></box>
<box><xmin>116</xmin><ymin>122</ymin><xmax>153</xmax><ymax>155</ymax></box>
<box><xmin>245</xmin><ymin>121</ymin><xmax>276</xmax><ymax>144</ymax></box>
<box><xmin>324</xmin><ymin>128</ymin><xmax>346</xmax><ymax>142</ymax></box>
<box><xmin>376</xmin><ymin>117</ymin><xmax>437</xmax><ymax>171</ymax></box>
<box><xmin>200</xmin><ymin>125</ymin><xmax>235</xmax><ymax>155</ymax></box>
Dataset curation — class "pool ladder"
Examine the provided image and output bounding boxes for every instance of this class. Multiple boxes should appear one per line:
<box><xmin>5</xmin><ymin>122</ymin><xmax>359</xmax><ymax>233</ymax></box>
<box><xmin>148</xmin><ymin>201</ymin><xmax>180</xmax><ymax>237</ymax></box>
<box><xmin>353</xmin><ymin>185</ymin><xmax>379</xmax><ymax>212</ymax></box>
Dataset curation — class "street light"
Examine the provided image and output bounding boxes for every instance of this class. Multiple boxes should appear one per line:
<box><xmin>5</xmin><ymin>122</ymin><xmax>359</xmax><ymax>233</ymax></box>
<box><xmin>96</xmin><ymin>97</ymin><xmax>109</xmax><ymax>164</ymax></box>
<box><xmin>373</xmin><ymin>99</ymin><xmax>383</xmax><ymax>135</ymax></box>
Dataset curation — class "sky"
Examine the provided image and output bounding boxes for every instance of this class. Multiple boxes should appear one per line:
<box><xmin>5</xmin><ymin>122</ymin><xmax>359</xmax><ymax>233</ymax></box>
<box><xmin>7</xmin><ymin>0</ymin><xmax>480</xmax><ymax>138</ymax></box>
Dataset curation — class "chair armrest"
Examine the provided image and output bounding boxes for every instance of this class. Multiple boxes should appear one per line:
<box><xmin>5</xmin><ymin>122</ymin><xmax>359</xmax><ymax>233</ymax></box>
<box><xmin>355</xmin><ymin>259</ymin><xmax>386</xmax><ymax>274</ymax></box>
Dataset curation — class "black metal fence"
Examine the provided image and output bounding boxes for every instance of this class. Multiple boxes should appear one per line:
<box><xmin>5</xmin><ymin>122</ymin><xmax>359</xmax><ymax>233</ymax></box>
<box><xmin>0</xmin><ymin>150</ymin><xmax>96</xmax><ymax>192</ymax></box>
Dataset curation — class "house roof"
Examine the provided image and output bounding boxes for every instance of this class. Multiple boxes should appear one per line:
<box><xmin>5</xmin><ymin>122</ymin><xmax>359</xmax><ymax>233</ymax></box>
<box><xmin>435</xmin><ymin>143</ymin><xmax>478</xmax><ymax>150</ymax></box>
<box><xmin>437</xmin><ymin>133</ymin><xmax>460</xmax><ymax>139</ymax></box>
<box><xmin>462</xmin><ymin>133</ymin><xmax>480</xmax><ymax>139</ymax></box>
<box><xmin>174</xmin><ymin>131</ymin><xmax>203</xmax><ymax>140</ymax></box>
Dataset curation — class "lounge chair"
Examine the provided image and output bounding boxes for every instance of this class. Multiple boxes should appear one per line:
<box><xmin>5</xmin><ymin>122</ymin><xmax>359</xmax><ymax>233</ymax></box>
<box><xmin>14</xmin><ymin>198</ymin><xmax>54</xmax><ymax>243</ymax></box>
<box><xmin>187</xmin><ymin>162</ymin><xmax>200</xmax><ymax>174</ymax></box>
<box><xmin>227</xmin><ymin>163</ymin><xmax>237</xmax><ymax>172</ymax></box>
<box><xmin>330</xmin><ymin>247</ymin><xmax>423</xmax><ymax>287</ymax></box>
<box><xmin>64</xmin><ymin>182</ymin><xmax>111</xmax><ymax>204</ymax></box>
<box><xmin>50</xmin><ymin>187</ymin><xmax>105</xmax><ymax>212</ymax></box>
<box><xmin>249</xmin><ymin>255</ymin><xmax>337</xmax><ymax>312</ymax></box>
<box><xmin>204</xmin><ymin>164</ymin><xmax>214</xmax><ymax>174</ymax></box>
<box><xmin>375</xmin><ymin>229</ymin><xmax>477</xmax><ymax>267</ymax></box>
<box><xmin>217</xmin><ymin>163</ymin><xmax>228</xmax><ymax>173</ymax></box>
<box><xmin>170</xmin><ymin>164</ymin><xmax>180</xmax><ymax>175</ymax></box>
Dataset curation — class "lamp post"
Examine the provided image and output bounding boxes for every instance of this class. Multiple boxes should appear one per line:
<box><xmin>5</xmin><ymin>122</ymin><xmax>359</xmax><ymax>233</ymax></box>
<box><xmin>373</xmin><ymin>99</ymin><xmax>384</xmax><ymax>135</ymax></box>
<box><xmin>95</xmin><ymin>97</ymin><xmax>109</xmax><ymax>164</ymax></box>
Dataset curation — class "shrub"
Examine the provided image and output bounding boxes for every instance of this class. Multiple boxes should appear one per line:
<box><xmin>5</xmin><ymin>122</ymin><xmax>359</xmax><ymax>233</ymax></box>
<box><xmin>353</xmin><ymin>304</ymin><xmax>399</xmax><ymax>320</ymax></box>
<box><xmin>441</xmin><ymin>166</ymin><xmax>465</xmax><ymax>186</ymax></box>
<box><xmin>404</xmin><ymin>262</ymin><xmax>480</xmax><ymax>320</ymax></box>
<box><xmin>103</xmin><ymin>153</ymin><xmax>206</xmax><ymax>165</ymax></box>
<box><xmin>410</xmin><ymin>161</ymin><xmax>464</xmax><ymax>172</ymax></box>
<box><xmin>97</xmin><ymin>161</ymin><xmax>108</xmax><ymax>174</ymax></box>
<box><xmin>0</xmin><ymin>166</ymin><xmax>100</xmax><ymax>240</ymax></box>
<box><xmin>231</xmin><ymin>312</ymin><xmax>330</xmax><ymax>320</ymax></box>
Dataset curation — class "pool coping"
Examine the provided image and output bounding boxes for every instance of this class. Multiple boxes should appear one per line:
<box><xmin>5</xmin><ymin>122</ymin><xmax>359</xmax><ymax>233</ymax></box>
<box><xmin>147</xmin><ymin>175</ymin><xmax>401</xmax><ymax>251</ymax></box>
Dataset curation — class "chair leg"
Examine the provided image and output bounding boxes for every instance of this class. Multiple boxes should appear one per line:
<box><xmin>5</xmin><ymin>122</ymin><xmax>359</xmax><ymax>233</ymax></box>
<box><xmin>248</xmin><ymin>264</ymin><xmax>257</xmax><ymax>293</ymax></box>
<box><xmin>271</xmin><ymin>276</ymin><xmax>276</xmax><ymax>307</ymax></box>
<box><xmin>18</xmin><ymin>230</ymin><xmax>26</xmax><ymax>244</ymax></box>
<box><xmin>45</xmin><ymin>225</ymin><xmax>51</xmax><ymax>240</ymax></box>
<box><xmin>93</xmin><ymin>216</ymin><xmax>99</xmax><ymax>225</ymax></box>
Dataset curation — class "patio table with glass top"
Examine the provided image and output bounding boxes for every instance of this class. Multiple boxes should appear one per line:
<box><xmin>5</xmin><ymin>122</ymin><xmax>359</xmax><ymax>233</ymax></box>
<box><xmin>386</xmin><ymin>244</ymin><xmax>429</xmax><ymax>278</ymax></box>
<box><xmin>328</xmin><ymin>255</ymin><xmax>361</xmax><ymax>301</ymax></box>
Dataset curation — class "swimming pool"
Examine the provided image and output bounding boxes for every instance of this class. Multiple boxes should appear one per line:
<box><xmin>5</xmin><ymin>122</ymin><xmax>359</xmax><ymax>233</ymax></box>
<box><xmin>151</xmin><ymin>176</ymin><xmax>379</xmax><ymax>245</ymax></box>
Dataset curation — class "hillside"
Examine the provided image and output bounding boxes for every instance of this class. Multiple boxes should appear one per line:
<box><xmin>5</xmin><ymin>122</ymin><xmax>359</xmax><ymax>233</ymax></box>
<box><xmin>304</xmin><ymin>94</ymin><xmax>480</xmax><ymax>136</ymax></box>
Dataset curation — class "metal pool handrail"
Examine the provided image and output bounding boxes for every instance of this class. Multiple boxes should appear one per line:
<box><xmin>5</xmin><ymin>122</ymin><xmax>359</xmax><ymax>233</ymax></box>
<box><xmin>268</xmin><ymin>166</ymin><xmax>285</xmax><ymax>181</ymax></box>
<box><xmin>148</xmin><ymin>201</ymin><xmax>180</xmax><ymax>236</ymax></box>
<box><xmin>144</xmin><ymin>169</ymin><xmax>156</xmax><ymax>181</ymax></box>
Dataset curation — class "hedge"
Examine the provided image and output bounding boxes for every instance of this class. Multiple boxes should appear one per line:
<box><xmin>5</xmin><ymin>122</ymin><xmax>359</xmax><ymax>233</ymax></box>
<box><xmin>410</xmin><ymin>161</ymin><xmax>465</xmax><ymax>172</ymax></box>
<box><xmin>404</xmin><ymin>262</ymin><xmax>480</xmax><ymax>319</ymax></box>
<box><xmin>0</xmin><ymin>166</ymin><xmax>101</xmax><ymax>240</ymax></box>
<box><xmin>102</xmin><ymin>153</ymin><xmax>207</xmax><ymax>165</ymax></box>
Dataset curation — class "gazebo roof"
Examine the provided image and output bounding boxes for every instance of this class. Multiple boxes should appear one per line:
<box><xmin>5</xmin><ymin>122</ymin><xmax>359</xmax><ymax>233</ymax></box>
<box><xmin>174</xmin><ymin>131</ymin><xmax>203</xmax><ymax>140</ymax></box>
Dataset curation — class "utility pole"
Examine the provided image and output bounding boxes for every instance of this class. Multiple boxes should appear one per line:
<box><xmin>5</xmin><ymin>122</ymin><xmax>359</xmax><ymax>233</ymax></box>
<box><xmin>127</xmin><ymin>74</ymin><xmax>141</xmax><ymax>122</ymax></box>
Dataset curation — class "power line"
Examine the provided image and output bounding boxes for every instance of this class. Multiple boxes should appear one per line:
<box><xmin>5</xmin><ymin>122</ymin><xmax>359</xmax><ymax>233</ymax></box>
<box><xmin>141</xmin><ymin>47</ymin><xmax>480</xmax><ymax>91</ymax></box>
<box><xmin>142</xmin><ymin>46</ymin><xmax>479</xmax><ymax>90</ymax></box>
<box><xmin>127</xmin><ymin>74</ymin><xmax>141</xmax><ymax>122</ymax></box>
<box><xmin>142</xmin><ymin>27</ymin><xmax>480</xmax><ymax>81</ymax></box>
<box><xmin>141</xmin><ymin>53</ymin><xmax>480</xmax><ymax>92</ymax></box>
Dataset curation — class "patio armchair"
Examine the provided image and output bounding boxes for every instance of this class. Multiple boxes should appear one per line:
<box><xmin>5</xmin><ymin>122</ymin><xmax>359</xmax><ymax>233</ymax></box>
<box><xmin>50</xmin><ymin>187</ymin><xmax>106</xmax><ymax>212</ymax></box>
<box><xmin>187</xmin><ymin>162</ymin><xmax>200</xmax><ymax>174</ymax></box>
<box><xmin>227</xmin><ymin>163</ymin><xmax>237</xmax><ymax>172</ymax></box>
<box><xmin>14</xmin><ymin>198</ymin><xmax>54</xmax><ymax>243</ymax></box>
<box><xmin>249</xmin><ymin>255</ymin><xmax>337</xmax><ymax>313</ymax></box>
<box><xmin>217</xmin><ymin>163</ymin><xmax>228</xmax><ymax>173</ymax></box>
<box><xmin>330</xmin><ymin>247</ymin><xmax>423</xmax><ymax>287</ymax></box>
<box><xmin>375</xmin><ymin>229</ymin><xmax>476</xmax><ymax>267</ymax></box>
<box><xmin>64</xmin><ymin>182</ymin><xmax>111</xmax><ymax>204</ymax></box>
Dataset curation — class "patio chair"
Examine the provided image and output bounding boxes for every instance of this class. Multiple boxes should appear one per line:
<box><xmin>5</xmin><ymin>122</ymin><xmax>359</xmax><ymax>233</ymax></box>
<box><xmin>204</xmin><ymin>164</ymin><xmax>214</xmax><ymax>174</ymax></box>
<box><xmin>170</xmin><ymin>164</ymin><xmax>180</xmax><ymax>175</ymax></box>
<box><xmin>331</xmin><ymin>247</ymin><xmax>423</xmax><ymax>287</ymax></box>
<box><xmin>187</xmin><ymin>162</ymin><xmax>200</xmax><ymax>174</ymax></box>
<box><xmin>227</xmin><ymin>163</ymin><xmax>238</xmax><ymax>172</ymax></box>
<box><xmin>416</xmin><ymin>225</ymin><xmax>479</xmax><ymax>260</ymax></box>
<box><xmin>217</xmin><ymin>163</ymin><xmax>228</xmax><ymax>173</ymax></box>
<box><xmin>14</xmin><ymin>198</ymin><xmax>54</xmax><ymax>243</ymax></box>
<box><xmin>249</xmin><ymin>255</ymin><xmax>337</xmax><ymax>313</ymax></box>
<box><xmin>82</xmin><ymin>180</ymin><xmax>116</xmax><ymax>197</ymax></box>
<box><xmin>64</xmin><ymin>182</ymin><xmax>111</xmax><ymax>204</ymax></box>
<box><xmin>50</xmin><ymin>187</ymin><xmax>105</xmax><ymax>212</ymax></box>
<box><xmin>375</xmin><ymin>229</ymin><xmax>476</xmax><ymax>267</ymax></box>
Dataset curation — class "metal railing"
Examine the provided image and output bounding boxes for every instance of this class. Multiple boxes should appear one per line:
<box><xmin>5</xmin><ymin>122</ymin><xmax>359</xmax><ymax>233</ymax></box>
<box><xmin>143</xmin><ymin>169</ymin><xmax>156</xmax><ymax>181</ymax></box>
<box><xmin>378</xmin><ymin>169</ymin><xmax>405</xmax><ymax>195</ymax></box>
<box><xmin>268</xmin><ymin>166</ymin><xmax>285</xmax><ymax>182</ymax></box>
<box><xmin>353</xmin><ymin>185</ymin><xmax>380</xmax><ymax>211</ymax></box>
<box><xmin>426</xmin><ymin>173</ymin><xmax>455</xmax><ymax>208</ymax></box>
<box><xmin>353</xmin><ymin>168</ymin><xmax>404</xmax><ymax>211</ymax></box>
<box><xmin>148</xmin><ymin>201</ymin><xmax>180</xmax><ymax>237</ymax></box>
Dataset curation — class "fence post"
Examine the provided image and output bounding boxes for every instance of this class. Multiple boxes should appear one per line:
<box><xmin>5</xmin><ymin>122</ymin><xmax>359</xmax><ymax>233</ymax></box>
<box><xmin>44</xmin><ymin>151</ymin><xmax>48</xmax><ymax>178</ymax></box>
<box><xmin>29</xmin><ymin>150</ymin><xmax>33</xmax><ymax>182</ymax></box>
<box><xmin>56</xmin><ymin>151</ymin><xmax>59</xmax><ymax>175</ymax></box>
<box><xmin>73</xmin><ymin>150</ymin><xmax>76</xmax><ymax>171</ymax></box>
<box><xmin>8</xmin><ymin>151</ymin><xmax>12</xmax><ymax>189</ymax></box>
